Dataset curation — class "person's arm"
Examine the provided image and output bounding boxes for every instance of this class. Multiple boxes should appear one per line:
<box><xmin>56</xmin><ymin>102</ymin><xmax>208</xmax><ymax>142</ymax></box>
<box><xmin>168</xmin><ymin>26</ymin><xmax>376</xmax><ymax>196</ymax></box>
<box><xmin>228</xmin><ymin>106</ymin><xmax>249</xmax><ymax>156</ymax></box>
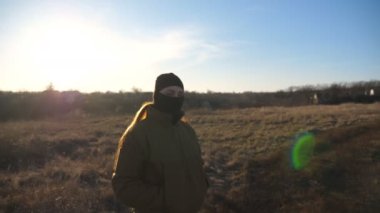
<box><xmin>184</xmin><ymin>123</ymin><xmax>210</xmax><ymax>188</ymax></box>
<box><xmin>112</xmin><ymin>129</ymin><xmax>164</xmax><ymax>209</ymax></box>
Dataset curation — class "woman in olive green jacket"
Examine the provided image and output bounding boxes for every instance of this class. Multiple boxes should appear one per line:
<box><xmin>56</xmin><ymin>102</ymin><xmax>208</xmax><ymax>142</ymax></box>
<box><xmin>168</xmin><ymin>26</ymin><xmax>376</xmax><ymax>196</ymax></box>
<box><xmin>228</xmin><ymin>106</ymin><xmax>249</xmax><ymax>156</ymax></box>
<box><xmin>112</xmin><ymin>73</ymin><xmax>208</xmax><ymax>213</ymax></box>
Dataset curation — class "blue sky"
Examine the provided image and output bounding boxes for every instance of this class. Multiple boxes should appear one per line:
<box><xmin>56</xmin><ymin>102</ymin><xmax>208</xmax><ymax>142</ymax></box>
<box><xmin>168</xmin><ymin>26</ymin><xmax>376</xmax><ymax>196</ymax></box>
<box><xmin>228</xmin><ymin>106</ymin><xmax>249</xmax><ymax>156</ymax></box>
<box><xmin>0</xmin><ymin>0</ymin><xmax>379</xmax><ymax>92</ymax></box>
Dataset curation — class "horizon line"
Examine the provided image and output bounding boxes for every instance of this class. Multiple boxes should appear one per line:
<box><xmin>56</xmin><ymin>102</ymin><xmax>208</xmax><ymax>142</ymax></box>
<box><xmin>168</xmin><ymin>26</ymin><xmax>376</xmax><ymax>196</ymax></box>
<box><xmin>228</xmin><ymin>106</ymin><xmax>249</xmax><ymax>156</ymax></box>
<box><xmin>1</xmin><ymin>79</ymin><xmax>379</xmax><ymax>94</ymax></box>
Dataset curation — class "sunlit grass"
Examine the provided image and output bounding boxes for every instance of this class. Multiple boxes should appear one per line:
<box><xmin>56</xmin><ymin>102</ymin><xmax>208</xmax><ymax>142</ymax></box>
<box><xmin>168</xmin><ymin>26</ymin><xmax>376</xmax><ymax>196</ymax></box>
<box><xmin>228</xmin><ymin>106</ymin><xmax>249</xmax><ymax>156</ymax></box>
<box><xmin>0</xmin><ymin>103</ymin><xmax>379</xmax><ymax>212</ymax></box>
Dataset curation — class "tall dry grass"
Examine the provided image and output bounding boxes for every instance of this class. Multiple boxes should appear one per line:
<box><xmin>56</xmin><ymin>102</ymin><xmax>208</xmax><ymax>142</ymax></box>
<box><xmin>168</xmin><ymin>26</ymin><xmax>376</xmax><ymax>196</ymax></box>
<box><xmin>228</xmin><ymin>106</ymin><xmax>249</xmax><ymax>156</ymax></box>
<box><xmin>0</xmin><ymin>103</ymin><xmax>379</xmax><ymax>212</ymax></box>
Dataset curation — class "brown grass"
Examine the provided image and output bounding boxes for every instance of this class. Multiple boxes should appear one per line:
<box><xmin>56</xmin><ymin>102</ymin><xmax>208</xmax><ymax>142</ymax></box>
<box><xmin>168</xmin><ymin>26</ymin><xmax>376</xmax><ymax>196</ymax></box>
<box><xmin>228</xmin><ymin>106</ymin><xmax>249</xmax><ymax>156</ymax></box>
<box><xmin>1</xmin><ymin>103</ymin><xmax>380</xmax><ymax>212</ymax></box>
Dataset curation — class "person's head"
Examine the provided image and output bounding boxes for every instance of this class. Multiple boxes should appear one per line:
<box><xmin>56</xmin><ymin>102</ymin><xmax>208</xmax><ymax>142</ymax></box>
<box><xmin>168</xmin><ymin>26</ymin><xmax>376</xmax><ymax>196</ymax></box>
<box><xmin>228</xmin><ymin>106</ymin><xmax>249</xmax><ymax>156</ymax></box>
<box><xmin>153</xmin><ymin>73</ymin><xmax>184</xmax><ymax>114</ymax></box>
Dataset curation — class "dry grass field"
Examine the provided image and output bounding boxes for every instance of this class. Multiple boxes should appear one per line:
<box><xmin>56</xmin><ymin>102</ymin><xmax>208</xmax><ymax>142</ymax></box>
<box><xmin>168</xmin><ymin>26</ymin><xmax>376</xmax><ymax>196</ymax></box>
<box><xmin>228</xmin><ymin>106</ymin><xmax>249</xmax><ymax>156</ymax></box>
<box><xmin>1</xmin><ymin>103</ymin><xmax>380</xmax><ymax>212</ymax></box>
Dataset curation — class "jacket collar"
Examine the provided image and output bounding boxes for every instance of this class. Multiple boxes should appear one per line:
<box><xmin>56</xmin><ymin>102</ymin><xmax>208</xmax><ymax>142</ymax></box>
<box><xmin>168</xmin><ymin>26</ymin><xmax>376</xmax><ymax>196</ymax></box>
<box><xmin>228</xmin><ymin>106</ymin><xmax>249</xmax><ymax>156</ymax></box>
<box><xmin>146</xmin><ymin>105</ymin><xmax>175</xmax><ymax>126</ymax></box>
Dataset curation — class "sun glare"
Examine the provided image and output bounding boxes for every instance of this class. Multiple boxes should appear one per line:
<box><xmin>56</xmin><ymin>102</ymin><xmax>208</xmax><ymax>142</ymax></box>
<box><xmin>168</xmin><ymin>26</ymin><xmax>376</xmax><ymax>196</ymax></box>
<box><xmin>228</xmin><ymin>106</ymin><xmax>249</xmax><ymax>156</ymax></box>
<box><xmin>15</xmin><ymin>16</ymin><xmax>120</xmax><ymax>90</ymax></box>
<box><xmin>5</xmin><ymin>15</ymin><xmax>166</xmax><ymax>91</ymax></box>
<box><xmin>2</xmin><ymin>13</ymin><xmax>196</xmax><ymax>92</ymax></box>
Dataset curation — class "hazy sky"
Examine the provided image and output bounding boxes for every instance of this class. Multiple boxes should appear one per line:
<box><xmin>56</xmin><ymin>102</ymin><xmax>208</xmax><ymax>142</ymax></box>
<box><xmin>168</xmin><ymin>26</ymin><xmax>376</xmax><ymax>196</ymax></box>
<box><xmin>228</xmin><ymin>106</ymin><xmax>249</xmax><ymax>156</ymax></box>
<box><xmin>0</xmin><ymin>0</ymin><xmax>379</xmax><ymax>92</ymax></box>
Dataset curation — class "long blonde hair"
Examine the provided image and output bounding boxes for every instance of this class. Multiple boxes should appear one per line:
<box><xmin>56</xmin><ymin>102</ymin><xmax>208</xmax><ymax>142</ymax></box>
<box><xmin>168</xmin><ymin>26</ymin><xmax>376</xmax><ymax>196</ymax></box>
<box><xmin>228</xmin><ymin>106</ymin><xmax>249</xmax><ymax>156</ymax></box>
<box><xmin>113</xmin><ymin>102</ymin><xmax>153</xmax><ymax>172</ymax></box>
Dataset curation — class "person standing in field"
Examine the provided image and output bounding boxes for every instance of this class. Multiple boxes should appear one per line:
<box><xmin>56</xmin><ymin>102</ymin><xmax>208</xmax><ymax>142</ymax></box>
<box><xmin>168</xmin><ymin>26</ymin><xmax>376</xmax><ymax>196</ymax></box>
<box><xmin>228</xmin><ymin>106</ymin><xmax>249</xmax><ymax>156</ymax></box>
<box><xmin>112</xmin><ymin>73</ymin><xmax>209</xmax><ymax>213</ymax></box>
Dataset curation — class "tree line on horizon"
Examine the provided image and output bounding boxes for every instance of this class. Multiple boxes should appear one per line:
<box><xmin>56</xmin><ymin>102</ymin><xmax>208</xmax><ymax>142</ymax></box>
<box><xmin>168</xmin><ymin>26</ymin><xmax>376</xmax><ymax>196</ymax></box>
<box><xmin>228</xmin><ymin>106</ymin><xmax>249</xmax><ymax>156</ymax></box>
<box><xmin>0</xmin><ymin>80</ymin><xmax>379</xmax><ymax>121</ymax></box>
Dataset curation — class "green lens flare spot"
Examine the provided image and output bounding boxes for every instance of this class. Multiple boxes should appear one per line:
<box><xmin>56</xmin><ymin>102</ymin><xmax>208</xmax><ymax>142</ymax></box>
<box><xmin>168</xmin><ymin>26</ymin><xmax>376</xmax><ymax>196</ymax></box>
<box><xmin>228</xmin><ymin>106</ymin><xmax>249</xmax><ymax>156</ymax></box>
<box><xmin>291</xmin><ymin>132</ymin><xmax>315</xmax><ymax>170</ymax></box>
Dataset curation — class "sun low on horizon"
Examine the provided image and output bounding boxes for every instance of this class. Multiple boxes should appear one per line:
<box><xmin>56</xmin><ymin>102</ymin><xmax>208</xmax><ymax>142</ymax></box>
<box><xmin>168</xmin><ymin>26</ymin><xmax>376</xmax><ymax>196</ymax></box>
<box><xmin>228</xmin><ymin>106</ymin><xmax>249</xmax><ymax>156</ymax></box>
<box><xmin>1</xmin><ymin>10</ymin><xmax>194</xmax><ymax>92</ymax></box>
<box><xmin>1</xmin><ymin>11</ymin><xmax>163</xmax><ymax>91</ymax></box>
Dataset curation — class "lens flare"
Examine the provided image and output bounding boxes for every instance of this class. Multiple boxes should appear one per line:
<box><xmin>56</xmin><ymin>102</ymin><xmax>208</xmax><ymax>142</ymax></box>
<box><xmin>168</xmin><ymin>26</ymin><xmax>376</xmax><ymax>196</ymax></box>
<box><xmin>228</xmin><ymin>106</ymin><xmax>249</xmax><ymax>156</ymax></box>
<box><xmin>291</xmin><ymin>132</ymin><xmax>315</xmax><ymax>170</ymax></box>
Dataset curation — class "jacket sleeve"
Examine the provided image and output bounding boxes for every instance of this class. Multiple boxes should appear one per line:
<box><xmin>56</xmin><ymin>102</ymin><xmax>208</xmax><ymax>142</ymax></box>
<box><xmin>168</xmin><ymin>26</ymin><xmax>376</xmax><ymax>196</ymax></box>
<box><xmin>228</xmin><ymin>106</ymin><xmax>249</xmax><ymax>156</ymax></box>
<box><xmin>184</xmin><ymin>123</ymin><xmax>210</xmax><ymax>188</ymax></box>
<box><xmin>112</xmin><ymin>129</ymin><xmax>164</xmax><ymax>209</ymax></box>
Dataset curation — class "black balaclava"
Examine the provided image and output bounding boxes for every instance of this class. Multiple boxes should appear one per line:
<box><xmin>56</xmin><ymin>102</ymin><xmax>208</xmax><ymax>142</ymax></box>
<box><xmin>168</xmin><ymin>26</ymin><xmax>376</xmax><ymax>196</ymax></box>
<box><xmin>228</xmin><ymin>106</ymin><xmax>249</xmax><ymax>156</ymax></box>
<box><xmin>153</xmin><ymin>73</ymin><xmax>184</xmax><ymax>124</ymax></box>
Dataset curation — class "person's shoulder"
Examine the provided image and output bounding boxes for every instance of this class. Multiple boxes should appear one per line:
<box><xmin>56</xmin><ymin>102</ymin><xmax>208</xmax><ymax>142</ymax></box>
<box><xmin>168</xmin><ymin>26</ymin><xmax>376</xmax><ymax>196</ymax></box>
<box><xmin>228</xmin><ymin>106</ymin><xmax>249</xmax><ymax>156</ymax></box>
<box><xmin>128</xmin><ymin>119</ymin><xmax>149</xmax><ymax>134</ymax></box>
<box><xmin>179</xmin><ymin>120</ymin><xmax>196</xmax><ymax>134</ymax></box>
<box><xmin>137</xmin><ymin>118</ymin><xmax>150</xmax><ymax>127</ymax></box>
<box><xmin>123</xmin><ymin>120</ymin><xmax>149</xmax><ymax>147</ymax></box>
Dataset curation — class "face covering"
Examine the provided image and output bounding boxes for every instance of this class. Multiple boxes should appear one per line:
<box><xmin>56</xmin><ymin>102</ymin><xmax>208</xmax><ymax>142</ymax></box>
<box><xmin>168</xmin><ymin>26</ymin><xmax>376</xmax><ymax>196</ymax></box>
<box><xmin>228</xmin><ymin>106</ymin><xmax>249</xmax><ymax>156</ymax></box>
<box><xmin>153</xmin><ymin>93</ymin><xmax>184</xmax><ymax>124</ymax></box>
<box><xmin>154</xmin><ymin>92</ymin><xmax>184</xmax><ymax>113</ymax></box>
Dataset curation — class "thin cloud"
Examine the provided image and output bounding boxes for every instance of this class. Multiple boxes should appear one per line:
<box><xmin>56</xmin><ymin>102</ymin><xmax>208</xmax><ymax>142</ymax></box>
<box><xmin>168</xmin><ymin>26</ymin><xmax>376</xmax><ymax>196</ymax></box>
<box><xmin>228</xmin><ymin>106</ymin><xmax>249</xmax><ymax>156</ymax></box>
<box><xmin>0</xmin><ymin>16</ymin><xmax>225</xmax><ymax>91</ymax></box>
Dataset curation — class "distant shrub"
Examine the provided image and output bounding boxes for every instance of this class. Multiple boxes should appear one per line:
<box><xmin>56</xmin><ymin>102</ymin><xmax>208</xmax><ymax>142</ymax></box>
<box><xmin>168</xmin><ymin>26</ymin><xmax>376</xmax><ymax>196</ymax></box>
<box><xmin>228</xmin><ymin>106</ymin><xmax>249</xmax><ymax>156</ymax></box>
<box><xmin>1</xmin><ymin>80</ymin><xmax>380</xmax><ymax>120</ymax></box>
